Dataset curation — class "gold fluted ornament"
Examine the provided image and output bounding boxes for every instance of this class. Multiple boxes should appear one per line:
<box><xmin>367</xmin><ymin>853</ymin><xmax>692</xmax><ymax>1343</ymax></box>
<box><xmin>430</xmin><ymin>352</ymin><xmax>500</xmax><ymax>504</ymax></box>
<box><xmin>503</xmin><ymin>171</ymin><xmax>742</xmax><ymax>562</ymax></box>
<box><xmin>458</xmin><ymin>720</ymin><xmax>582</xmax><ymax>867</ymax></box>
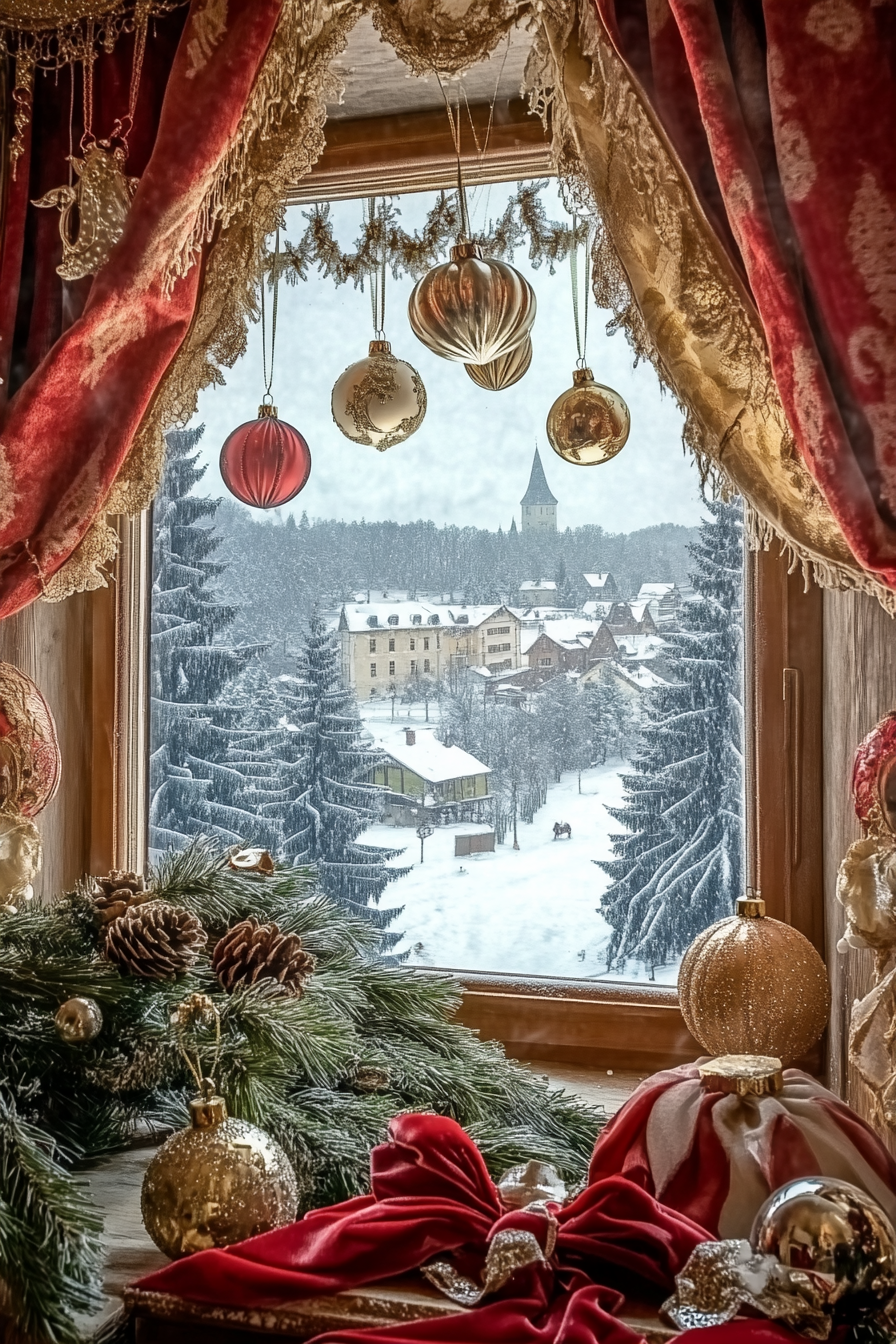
<box><xmin>678</xmin><ymin>894</ymin><xmax>830</xmax><ymax>1066</ymax></box>
<box><xmin>331</xmin><ymin>340</ymin><xmax>426</xmax><ymax>451</ymax></box>
<box><xmin>142</xmin><ymin>1090</ymin><xmax>301</xmax><ymax>1258</ymax></box>
<box><xmin>546</xmin><ymin>367</ymin><xmax>630</xmax><ymax>465</ymax></box>
<box><xmin>408</xmin><ymin>241</ymin><xmax>535</xmax><ymax>365</ymax></box>
<box><xmin>465</xmin><ymin>336</ymin><xmax>532</xmax><ymax>391</ymax></box>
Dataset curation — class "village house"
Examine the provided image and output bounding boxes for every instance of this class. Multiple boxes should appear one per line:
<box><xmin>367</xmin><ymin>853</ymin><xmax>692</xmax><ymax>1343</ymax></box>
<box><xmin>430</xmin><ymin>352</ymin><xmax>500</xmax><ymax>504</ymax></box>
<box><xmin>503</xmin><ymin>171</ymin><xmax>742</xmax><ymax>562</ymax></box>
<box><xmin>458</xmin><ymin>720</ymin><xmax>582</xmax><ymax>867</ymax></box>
<box><xmin>520</xmin><ymin>619</ymin><xmax>619</xmax><ymax>684</ymax></box>
<box><xmin>518</xmin><ymin>579</ymin><xmax>558</xmax><ymax>607</ymax></box>
<box><xmin>369</xmin><ymin>727</ymin><xmax>491</xmax><ymax>827</ymax></box>
<box><xmin>582</xmin><ymin>572</ymin><xmax>619</xmax><ymax>599</ymax></box>
<box><xmin>338</xmin><ymin>601</ymin><xmax>522</xmax><ymax>694</ymax></box>
<box><xmin>604</xmin><ymin>600</ymin><xmax>658</xmax><ymax>636</ymax></box>
<box><xmin>636</xmin><ymin>582</ymin><xmax>682</xmax><ymax>628</ymax></box>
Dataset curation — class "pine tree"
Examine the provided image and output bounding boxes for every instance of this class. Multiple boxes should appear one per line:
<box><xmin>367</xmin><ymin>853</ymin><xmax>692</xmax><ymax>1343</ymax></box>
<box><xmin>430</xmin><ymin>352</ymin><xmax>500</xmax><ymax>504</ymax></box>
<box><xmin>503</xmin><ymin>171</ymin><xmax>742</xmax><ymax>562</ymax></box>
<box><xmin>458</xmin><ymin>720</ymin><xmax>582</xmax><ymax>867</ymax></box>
<box><xmin>292</xmin><ymin>615</ymin><xmax>408</xmax><ymax>936</ymax></box>
<box><xmin>533</xmin><ymin>676</ymin><xmax>592</xmax><ymax>782</ymax></box>
<box><xmin>149</xmin><ymin>427</ymin><xmax>270</xmax><ymax>855</ymax></box>
<box><xmin>584</xmin><ymin>670</ymin><xmax>637</xmax><ymax>765</ymax></box>
<box><xmin>596</xmin><ymin>500</ymin><xmax>744</xmax><ymax>975</ymax></box>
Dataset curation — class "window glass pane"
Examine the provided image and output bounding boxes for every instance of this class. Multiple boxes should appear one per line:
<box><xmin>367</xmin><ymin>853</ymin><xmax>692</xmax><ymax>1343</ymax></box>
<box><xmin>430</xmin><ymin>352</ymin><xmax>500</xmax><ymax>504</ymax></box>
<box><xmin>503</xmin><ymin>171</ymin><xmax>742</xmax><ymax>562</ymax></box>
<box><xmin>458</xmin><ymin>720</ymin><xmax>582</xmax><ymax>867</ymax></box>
<box><xmin>149</xmin><ymin>179</ymin><xmax>744</xmax><ymax>986</ymax></box>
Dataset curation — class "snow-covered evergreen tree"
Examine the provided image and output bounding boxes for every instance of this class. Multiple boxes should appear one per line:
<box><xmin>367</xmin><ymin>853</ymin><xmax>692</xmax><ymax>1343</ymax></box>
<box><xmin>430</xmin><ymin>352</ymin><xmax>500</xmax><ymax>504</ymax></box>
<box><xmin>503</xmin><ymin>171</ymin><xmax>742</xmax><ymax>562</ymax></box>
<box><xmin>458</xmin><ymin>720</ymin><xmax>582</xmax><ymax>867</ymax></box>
<box><xmin>584</xmin><ymin>671</ymin><xmax>637</xmax><ymax>764</ymax></box>
<box><xmin>596</xmin><ymin>499</ymin><xmax>744</xmax><ymax>975</ymax></box>
<box><xmin>149</xmin><ymin>430</ymin><xmax>311</xmax><ymax>859</ymax></box>
<box><xmin>533</xmin><ymin>677</ymin><xmax>592</xmax><ymax>782</ymax></box>
<box><xmin>292</xmin><ymin>615</ymin><xmax>407</xmax><ymax>937</ymax></box>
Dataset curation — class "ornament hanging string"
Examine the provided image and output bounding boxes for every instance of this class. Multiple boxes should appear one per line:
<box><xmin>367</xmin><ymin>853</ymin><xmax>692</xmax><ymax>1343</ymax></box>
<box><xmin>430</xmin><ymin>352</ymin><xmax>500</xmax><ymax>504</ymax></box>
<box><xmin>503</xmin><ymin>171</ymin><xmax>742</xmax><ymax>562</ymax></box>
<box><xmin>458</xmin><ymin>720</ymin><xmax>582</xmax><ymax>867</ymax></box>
<box><xmin>261</xmin><ymin>228</ymin><xmax>280</xmax><ymax>407</ymax></box>
<box><xmin>570</xmin><ymin>216</ymin><xmax>590</xmax><ymax>369</ymax></box>
<box><xmin>367</xmin><ymin>198</ymin><xmax>386</xmax><ymax>339</ymax></box>
<box><xmin>436</xmin><ymin>76</ymin><xmax>471</xmax><ymax>242</ymax></box>
<box><xmin>459</xmin><ymin>32</ymin><xmax>510</xmax><ymax>232</ymax></box>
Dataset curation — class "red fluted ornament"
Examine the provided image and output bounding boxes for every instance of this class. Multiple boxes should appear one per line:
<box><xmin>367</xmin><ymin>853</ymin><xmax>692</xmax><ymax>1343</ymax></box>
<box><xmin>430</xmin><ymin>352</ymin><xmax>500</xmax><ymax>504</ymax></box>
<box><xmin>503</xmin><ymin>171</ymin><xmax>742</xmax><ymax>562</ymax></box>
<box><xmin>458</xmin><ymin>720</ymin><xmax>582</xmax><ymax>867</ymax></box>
<box><xmin>219</xmin><ymin>404</ymin><xmax>311</xmax><ymax>509</ymax></box>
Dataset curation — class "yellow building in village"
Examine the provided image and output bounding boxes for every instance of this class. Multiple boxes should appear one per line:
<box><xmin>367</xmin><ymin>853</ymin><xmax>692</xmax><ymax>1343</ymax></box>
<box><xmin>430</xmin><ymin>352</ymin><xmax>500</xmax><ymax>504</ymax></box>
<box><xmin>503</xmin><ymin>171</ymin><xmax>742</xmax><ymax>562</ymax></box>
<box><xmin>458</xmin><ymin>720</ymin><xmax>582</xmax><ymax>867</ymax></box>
<box><xmin>338</xmin><ymin>601</ymin><xmax>523</xmax><ymax>696</ymax></box>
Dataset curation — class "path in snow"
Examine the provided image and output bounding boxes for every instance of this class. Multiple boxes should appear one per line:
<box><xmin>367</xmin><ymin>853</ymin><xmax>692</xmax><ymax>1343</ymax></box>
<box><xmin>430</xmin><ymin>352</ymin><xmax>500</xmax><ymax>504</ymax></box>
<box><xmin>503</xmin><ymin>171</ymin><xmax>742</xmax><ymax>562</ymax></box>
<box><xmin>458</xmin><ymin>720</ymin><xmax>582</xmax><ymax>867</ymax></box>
<box><xmin>359</xmin><ymin>762</ymin><xmax>680</xmax><ymax>984</ymax></box>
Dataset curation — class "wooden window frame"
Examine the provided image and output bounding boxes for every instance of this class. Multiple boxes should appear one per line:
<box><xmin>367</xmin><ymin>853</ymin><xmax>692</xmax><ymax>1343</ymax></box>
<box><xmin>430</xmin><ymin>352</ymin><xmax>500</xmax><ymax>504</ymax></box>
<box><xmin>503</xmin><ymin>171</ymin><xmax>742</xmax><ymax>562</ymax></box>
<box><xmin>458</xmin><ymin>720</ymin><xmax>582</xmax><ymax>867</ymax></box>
<box><xmin>101</xmin><ymin>105</ymin><xmax>825</xmax><ymax>1075</ymax></box>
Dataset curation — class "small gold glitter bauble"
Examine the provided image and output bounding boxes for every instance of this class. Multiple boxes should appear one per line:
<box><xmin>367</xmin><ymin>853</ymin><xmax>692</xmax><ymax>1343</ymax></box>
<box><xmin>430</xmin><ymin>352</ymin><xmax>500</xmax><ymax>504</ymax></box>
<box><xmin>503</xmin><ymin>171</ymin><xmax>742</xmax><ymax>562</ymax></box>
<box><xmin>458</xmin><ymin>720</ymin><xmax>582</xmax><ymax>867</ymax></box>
<box><xmin>141</xmin><ymin>1094</ymin><xmax>300</xmax><ymax>1258</ymax></box>
<box><xmin>753</xmin><ymin>1177</ymin><xmax>896</xmax><ymax>1316</ymax></box>
<box><xmin>465</xmin><ymin>336</ymin><xmax>532</xmax><ymax>391</ymax></box>
<box><xmin>54</xmin><ymin>996</ymin><xmax>102</xmax><ymax>1044</ymax></box>
<box><xmin>331</xmin><ymin>340</ymin><xmax>426</xmax><ymax>451</ymax></box>
<box><xmin>679</xmin><ymin>895</ymin><xmax>830</xmax><ymax>1066</ymax></box>
<box><xmin>545</xmin><ymin>367</ymin><xmax>630</xmax><ymax>465</ymax></box>
<box><xmin>408</xmin><ymin>242</ymin><xmax>535</xmax><ymax>365</ymax></box>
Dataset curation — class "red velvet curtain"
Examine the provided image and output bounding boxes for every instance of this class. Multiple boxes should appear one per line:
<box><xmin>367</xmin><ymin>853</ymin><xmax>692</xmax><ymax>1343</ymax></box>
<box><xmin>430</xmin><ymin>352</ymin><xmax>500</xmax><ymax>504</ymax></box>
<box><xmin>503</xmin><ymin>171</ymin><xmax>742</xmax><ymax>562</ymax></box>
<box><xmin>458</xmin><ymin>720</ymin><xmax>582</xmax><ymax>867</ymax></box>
<box><xmin>0</xmin><ymin>0</ymin><xmax>283</xmax><ymax>619</ymax></box>
<box><xmin>593</xmin><ymin>0</ymin><xmax>896</xmax><ymax>589</ymax></box>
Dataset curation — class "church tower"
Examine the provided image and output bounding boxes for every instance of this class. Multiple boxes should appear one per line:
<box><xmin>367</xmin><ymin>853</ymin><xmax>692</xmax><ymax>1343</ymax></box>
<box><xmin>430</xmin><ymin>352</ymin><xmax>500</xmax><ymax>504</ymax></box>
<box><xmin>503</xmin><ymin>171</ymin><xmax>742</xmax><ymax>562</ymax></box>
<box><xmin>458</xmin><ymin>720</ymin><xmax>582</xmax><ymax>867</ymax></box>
<box><xmin>520</xmin><ymin>447</ymin><xmax>557</xmax><ymax>533</ymax></box>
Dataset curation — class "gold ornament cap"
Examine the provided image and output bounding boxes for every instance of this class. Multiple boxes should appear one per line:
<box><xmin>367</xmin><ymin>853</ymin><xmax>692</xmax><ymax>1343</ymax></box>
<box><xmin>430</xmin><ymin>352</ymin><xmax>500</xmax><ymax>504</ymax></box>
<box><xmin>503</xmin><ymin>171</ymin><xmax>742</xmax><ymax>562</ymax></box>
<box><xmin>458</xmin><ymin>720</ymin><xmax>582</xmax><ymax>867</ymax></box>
<box><xmin>737</xmin><ymin>892</ymin><xmax>766</xmax><ymax>917</ymax></box>
<box><xmin>368</xmin><ymin>339</ymin><xmax>392</xmax><ymax>356</ymax></box>
<box><xmin>257</xmin><ymin>402</ymin><xmax>278</xmax><ymax>419</ymax></box>
<box><xmin>699</xmin><ymin>1054</ymin><xmax>784</xmax><ymax>1096</ymax></box>
<box><xmin>572</xmin><ymin>367</ymin><xmax>595</xmax><ymax>386</ymax></box>
<box><xmin>190</xmin><ymin>1093</ymin><xmax>228</xmax><ymax>1129</ymax></box>
<box><xmin>450</xmin><ymin>241</ymin><xmax>483</xmax><ymax>262</ymax></box>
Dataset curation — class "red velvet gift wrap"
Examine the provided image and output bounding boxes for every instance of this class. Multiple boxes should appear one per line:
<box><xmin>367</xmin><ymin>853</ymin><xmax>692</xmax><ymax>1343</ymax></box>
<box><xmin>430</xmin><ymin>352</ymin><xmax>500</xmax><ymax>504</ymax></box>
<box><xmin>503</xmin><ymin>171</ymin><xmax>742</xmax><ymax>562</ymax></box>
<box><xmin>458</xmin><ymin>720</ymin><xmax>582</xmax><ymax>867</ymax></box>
<box><xmin>135</xmin><ymin>1113</ymin><xmax>711</xmax><ymax>1344</ymax></box>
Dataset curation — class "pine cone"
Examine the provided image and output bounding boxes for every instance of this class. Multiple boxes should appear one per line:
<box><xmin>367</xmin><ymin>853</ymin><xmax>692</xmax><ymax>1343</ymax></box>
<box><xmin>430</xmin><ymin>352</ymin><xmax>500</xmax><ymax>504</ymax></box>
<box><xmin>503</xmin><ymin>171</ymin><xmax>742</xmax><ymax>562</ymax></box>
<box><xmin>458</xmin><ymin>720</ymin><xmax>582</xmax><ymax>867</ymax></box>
<box><xmin>103</xmin><ymin>902</ymin><xmax>207</xmax><ymax>979</ymax></box>
<box><xmin>92</xmin><ymin>869</ymin><xmax>154</xmax><ymax>925</ymax></box>
<box><xmin>212</xmin><ymin>918</ymin><xmax>315</xmax><ymax>997</ymax></box>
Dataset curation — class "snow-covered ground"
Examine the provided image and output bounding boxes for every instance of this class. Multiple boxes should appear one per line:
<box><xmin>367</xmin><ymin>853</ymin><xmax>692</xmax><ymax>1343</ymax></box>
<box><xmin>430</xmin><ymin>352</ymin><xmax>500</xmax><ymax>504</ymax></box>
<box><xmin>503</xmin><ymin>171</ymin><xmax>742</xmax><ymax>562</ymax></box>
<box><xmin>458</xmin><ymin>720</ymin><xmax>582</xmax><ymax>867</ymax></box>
<box><xmin>358</xmin><ymin>761</ymin><xmax>681</xmax><ymax>985</ymax></box>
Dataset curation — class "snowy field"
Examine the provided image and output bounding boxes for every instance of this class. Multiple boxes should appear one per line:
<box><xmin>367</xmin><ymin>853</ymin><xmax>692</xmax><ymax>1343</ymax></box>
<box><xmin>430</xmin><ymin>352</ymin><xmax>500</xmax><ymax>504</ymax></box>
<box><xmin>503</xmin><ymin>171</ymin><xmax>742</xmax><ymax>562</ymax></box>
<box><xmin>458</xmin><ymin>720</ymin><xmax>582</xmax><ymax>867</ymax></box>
<box><xmin>358</xmin><ymin>759</ymin><xmax>681</xmax><ymax>985</ymax></box>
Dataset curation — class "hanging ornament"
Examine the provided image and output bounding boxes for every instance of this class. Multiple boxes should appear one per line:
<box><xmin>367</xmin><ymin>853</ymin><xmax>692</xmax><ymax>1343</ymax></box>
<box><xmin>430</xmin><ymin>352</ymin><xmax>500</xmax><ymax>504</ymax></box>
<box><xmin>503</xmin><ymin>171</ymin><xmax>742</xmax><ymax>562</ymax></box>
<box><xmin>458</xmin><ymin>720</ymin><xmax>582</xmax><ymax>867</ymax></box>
<box><xmin>465</xmin><ymin>335</ymin><xmax>532</xmax><ymax>391</ymax></box>
<box><xmin>546</xmin><ymin>219</ymin><xmax>630</xmax><ymax>466</ymax></box>
<box><xmin>55</xmin><ymin>996</ymin><xmax>103</xmax><ymax>1044</ymax></box>
<box><xmin>408</xmin><ymin>89</ymin><xmax>534</xmax><ymax>365</ymax></box>
<box><xmin>332</xmin><ymin>200</ymin><xmax>426</xmax><ymax>451</ymax></box>
<box><xmin>409</xmin><ymin>240</ymin><xmax>534</xmax><ymax>365</ymax></box>
<box><xmin>678</xmin><ymin>892</ymin><xmax>830</xmax><ymax>1065</ymax></box>
<box><xmin>32</xmin><ymin>17</ymin><xmax>147</xmax><ymax>280</ymax></box>
<box><xmin>141</xmin><ymin>994</ymin><xmax>301</xmax><ymax>1257</ymax></box>
<box><xmin>220</xmin><ymin>229</ymin><xmax>312</xmax><ymax>508</ymax></box>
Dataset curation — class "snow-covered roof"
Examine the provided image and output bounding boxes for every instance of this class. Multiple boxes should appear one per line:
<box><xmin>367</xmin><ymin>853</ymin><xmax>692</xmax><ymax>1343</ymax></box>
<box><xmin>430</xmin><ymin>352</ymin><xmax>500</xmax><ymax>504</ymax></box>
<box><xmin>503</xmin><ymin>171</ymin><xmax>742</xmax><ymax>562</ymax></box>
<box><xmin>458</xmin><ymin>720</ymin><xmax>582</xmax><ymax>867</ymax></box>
<box><xmin>612</xmin><ymin>663</ymin><xmax>671</xmax><ymax>691</ymax></box>
<box><xmin>519</xmin><ymin>579</ymin><xmax>557</xmax><ymax>592</ymax></box>
<box><xmin>583</xmin><ymin>573</ymin><xmax>612</xmax><ymax>589</ymax></box>
<box><xmin>582</xmin><ymin>600</ymin><xmax>613</xmax><ymax>618</ymax></box>
<box><xmin>637</xmin><ymin>583</ymin><xmax>678</xmax><ymax>599</ymax></box>
<box><xmin>629</xmin><ymin>600</ymin><xmax>652</xmax><ymax>622</ymax></box>
<box><xmin>523</xmin><ymin>618</ymin><xmax>600</xmax><ymax>652</ymax></box>
<box><xmin>614</xmin><ymin>633</ymin><xmax>669</xmax><ymax>661</ymax></box>
<box><xmin>340</xmin><ymin>601</ymin><xmax>511</xmax><ymax>633</ymax></box>
<box><xmin>374</xmin><ymin>729</ymin><xmax>491</xmax><ymax>783</ymax></box>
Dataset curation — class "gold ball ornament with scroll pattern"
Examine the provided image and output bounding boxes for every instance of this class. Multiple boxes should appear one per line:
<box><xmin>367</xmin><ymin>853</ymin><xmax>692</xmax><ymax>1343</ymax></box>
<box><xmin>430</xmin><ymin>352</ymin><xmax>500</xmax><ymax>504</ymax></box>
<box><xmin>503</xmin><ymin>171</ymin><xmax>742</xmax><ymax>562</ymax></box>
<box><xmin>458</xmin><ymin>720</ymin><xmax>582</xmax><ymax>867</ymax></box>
<box><xmin>678</xmin><ymin>895</ymin><xmax>830</xmax><ymax>1066</ymax></box>
<box><xmin>331</xmin><ymin>340</ymin><xmax>426</xmax><ymax>451</ymax></box>
<box><xmin>546</xmin><ymin>367</ymin><xmax>630</xmax><ymax>465</ymax></box>
<box><xmin>465</xmin><ymin>336</ymin><xmax>532</xmax><ymax>391</ymax></box>
<box><xmin>408</xmin><ymin>242</ymin><xmax>535</xmax><ymax>365</ymax></box>
<box><xmin>55</xmin><ymin>996</ymin><xmax>103</xmax><ymax>1044</ymax></box>
<box><xmin>141</xmin><ymin>1093</ymin><xmax>301</xmax><ymax>1258</ymax></box>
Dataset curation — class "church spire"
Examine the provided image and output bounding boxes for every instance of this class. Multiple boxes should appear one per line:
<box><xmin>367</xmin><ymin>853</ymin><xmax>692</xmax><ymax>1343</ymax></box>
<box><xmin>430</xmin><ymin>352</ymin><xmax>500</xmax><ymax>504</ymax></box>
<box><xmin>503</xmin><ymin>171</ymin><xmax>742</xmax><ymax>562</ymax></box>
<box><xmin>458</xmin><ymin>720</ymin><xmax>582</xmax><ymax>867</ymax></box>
<box><xmin>520</xmin><ymin>447</ymin><xmax>558</xmax><ymax>506</ymax></box>
<box><xmin>520</xmin><ymin>447</ymin><xmax>558</xmax><ymax>533</ymax></box>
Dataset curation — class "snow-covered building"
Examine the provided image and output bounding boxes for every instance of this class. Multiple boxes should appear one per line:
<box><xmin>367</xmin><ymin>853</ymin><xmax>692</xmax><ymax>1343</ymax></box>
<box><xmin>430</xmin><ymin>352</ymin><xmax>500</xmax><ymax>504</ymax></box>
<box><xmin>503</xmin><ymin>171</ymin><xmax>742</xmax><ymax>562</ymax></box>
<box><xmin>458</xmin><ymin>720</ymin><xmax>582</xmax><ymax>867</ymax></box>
<box><xmin>604</xmin><ymin>600</ymin><xmax>657</xmax><ymax>636</ymax></box>
<box><xmin>636</xmin><ymin>582</ymin><xmax>682</xmax><ymax>628</ymax></box>
<box><xmin>520</xmin><ymin>448</ymin><xmax>558</xmax><ymax>533</ymax></box>
<box><xmin>583</xmin><ymin>572</ymin><xmax>619</xmax><ymax>599</ymax></box>
<box><xmin>522</xmin><ymin>619</ymin><xmax>618</xmax><ymax>679</ymax></box>
<box><xmin>369</xmin><ymin>727</ymin><xmax>492</xmax><ymax>827</ymax></box>
<box><xmin>338</xmin><ymin>601</ymin><xmax>523</xmax><ymax>694</ymax></box>
<box><xmin>519</xmin><ymin>579</ymin><xmax>558</xmax><ymax>607</ymax></box>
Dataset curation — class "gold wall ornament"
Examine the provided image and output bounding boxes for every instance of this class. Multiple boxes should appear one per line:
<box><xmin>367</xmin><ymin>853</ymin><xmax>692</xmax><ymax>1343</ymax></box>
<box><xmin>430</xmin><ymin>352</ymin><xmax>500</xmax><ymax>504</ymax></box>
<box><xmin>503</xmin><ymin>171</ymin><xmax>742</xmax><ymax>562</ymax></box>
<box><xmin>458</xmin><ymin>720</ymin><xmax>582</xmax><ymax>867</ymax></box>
<box><xmin>331</xmin><ymin>340</ymin><xmax>427</xmax><ymax>451</ymax></box>
<box><xmin>33</xmin><ymin>142</ymin><xmax>138</xmax><ymax>281</ymax></box>
<box><xmin>408</xmin><ymin>241</ymin><xmax>535</xmax><ymax>366</ymax></box>
<box><xmin>0</xmin><ymin>812</ymin><xmax>41</xmax><ymax>911</ymax></box>
<box><xmin>54</xmin><ymin>995</ymin><xmax>103</xmax><ymax>1043</ymax></box>
<box><xmin>141</xmin><ymin>1088</ymin><xmax>301</xmax><ymax>1258</ymax></box>
<box><xmin>465</xmin><ymin>335</ymin><xmax>532</xmax><ymax>391</ymax></box>
<box><xmin>546</xmin><ymin>366</ymin><xmax>630</xmax><ymax>465</ymax></box>
<box><xmin>678</xmin><ymin>894</ymin><xmax>830</xmax><ymax>1066</ymax></box>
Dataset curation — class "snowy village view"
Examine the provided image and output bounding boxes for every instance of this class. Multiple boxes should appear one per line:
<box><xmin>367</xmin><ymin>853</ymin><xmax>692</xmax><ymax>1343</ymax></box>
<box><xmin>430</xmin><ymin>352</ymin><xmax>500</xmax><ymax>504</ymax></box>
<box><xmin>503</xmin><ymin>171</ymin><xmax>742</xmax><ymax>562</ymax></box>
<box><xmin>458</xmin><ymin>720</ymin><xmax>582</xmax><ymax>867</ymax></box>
<box><xmin>149</xmin><ymin>185</ymin><xmax>745</xmax><ymax>985</ymax></box>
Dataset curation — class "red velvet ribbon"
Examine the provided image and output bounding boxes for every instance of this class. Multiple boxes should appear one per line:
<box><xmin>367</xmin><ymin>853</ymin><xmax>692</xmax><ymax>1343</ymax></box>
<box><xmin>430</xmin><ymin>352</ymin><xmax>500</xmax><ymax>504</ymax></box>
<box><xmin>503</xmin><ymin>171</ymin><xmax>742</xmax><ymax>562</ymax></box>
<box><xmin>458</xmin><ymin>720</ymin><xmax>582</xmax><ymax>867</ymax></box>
<box><xmin>136</xmin><ymin>1113</ymin><xmax>711</xmax><ymax>1344</ymax></box>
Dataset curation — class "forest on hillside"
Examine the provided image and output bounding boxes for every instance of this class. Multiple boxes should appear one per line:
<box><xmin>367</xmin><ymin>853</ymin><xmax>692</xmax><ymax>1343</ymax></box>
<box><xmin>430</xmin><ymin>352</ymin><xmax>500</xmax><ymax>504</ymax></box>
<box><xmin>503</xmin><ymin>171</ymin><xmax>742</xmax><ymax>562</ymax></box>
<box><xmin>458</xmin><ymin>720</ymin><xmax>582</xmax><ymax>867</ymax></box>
<box><xmin>211</xmin><ymin>502</ymin><xmax>700</xmax><ymax>647</ymax></box>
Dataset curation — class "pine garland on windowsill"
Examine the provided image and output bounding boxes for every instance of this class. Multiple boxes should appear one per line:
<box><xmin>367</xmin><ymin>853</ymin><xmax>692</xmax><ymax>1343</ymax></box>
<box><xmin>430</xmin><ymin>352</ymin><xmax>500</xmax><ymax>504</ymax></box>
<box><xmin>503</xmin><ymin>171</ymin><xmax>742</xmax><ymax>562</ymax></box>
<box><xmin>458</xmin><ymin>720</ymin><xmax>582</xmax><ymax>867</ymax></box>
<box><xmin>0</xmin><ymin>840</ymin><xmax>603</xmax><ymax>1344</ymax></box>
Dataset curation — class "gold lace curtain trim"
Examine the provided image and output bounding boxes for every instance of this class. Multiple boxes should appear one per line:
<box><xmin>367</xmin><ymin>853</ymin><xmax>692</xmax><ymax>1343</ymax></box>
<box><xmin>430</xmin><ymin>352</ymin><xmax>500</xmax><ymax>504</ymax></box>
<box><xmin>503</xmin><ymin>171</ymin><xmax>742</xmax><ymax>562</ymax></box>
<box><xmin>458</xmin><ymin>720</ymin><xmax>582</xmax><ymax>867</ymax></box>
<box><xmin>41</xmin><ymin>0</ymin><xmax>896</xmax><ymax>615</ymax></box>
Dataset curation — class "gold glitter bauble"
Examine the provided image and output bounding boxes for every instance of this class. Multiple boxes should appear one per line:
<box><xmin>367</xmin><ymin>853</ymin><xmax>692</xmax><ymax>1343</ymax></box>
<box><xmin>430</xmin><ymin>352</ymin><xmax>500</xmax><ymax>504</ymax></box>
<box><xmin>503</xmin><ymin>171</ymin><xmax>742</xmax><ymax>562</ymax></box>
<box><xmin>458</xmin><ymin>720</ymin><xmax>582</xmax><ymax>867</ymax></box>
<box><xmin>679</xmin><ymin>896</ymin><xmax>830</xmax><ymax>1066</ymax></box>
<box><xmin>408</xmin><ymin>242</ymin><xmax>535</xmax><ymax>365</ymax></box>
<box><xmin>545</xmin><ymin>367</ymin><xmax>630</xmax><ymax>465</ymax></box>
<box><xmin>141</xmin><ymin>1095</ymin><xmax>300</xmax><ymax>1258</ymax></box>
<box><xmin>54</xmin><ymin>996</ymin><xmax>102</xmax><ymax>1044</ymax></box>
<box><xmin>753</xmin><ymin>1177</ymin><xmax>896</xmax><ymax>1316</ymax></box>
<box><xmin>331</xmin><ymin>340</ymin><xmax>426</xmax><ymax>451</ymax></box>
<box><xmin>465</xmin><ymin>336</ymin><xmax>532</xmax><ymax>391</ymax></box>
